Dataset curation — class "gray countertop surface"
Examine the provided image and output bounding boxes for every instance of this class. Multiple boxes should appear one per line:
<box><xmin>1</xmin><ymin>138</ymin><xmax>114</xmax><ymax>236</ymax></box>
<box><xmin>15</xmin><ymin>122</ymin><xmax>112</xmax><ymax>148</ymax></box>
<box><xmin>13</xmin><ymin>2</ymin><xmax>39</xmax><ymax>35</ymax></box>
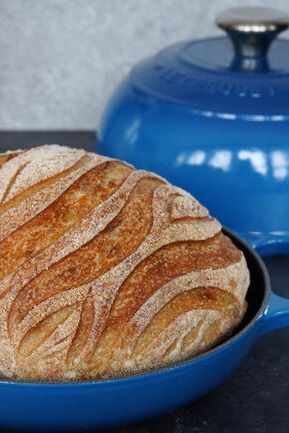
<box><xmin>0</xmin><ymin>132</ymin><xmax>288</xmax><ymax>433</ymax></box>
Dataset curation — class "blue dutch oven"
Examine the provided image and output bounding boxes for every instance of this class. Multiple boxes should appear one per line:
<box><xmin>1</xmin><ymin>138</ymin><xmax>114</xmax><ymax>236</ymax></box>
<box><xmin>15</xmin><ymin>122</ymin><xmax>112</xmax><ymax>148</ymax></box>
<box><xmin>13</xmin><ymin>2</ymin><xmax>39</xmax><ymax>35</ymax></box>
<box><xmin>98</xmin><ymin>7</ymin><xmax>289</xmax><ymax>248</ymax></box>
<box><xmin>0</xmin><ymin>230</ymin><xmax>289</xmax><ymax>432</ymax></box>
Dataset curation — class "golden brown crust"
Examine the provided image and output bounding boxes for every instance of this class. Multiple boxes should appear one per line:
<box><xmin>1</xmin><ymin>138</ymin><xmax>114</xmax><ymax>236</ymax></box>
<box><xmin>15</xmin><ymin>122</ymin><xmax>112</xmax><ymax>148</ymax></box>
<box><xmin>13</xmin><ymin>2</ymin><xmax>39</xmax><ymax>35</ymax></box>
<box><xmin>0</xmin><ymin>145</ymin><xmax>250</xmax><ymax>381</ymax></box>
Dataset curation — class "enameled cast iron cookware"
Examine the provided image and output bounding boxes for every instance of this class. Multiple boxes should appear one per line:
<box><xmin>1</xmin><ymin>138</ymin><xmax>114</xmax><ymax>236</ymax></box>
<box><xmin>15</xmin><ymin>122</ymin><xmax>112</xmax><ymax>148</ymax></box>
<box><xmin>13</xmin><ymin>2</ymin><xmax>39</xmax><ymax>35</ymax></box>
<box><xmin>98</xmin><ymin>7</ymin><xmax>289</xmax><ymax>247</ymax></box>
<box><xmin>0</xmin><ymin>231</ymin><xmax>289</xmax><ymax>432</ymax></box>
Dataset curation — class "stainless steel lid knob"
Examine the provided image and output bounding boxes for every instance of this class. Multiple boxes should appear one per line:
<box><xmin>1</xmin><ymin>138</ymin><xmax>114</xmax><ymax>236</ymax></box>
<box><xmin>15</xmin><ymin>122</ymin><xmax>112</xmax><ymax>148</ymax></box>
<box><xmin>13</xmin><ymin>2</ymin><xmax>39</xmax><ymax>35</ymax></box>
<box><xmin>216</xmin><ymin>7</ymin><xmax>289</xmax><ymax>58</ymax></box>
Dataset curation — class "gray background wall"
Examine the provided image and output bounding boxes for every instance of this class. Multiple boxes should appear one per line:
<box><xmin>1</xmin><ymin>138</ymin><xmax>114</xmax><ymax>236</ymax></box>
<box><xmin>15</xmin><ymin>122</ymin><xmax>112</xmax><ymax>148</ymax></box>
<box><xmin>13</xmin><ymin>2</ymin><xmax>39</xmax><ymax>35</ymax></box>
<box><xmin>0</xmin><ymin>0</ymin><xmax>288</xmax><ymax>130</ymax></box>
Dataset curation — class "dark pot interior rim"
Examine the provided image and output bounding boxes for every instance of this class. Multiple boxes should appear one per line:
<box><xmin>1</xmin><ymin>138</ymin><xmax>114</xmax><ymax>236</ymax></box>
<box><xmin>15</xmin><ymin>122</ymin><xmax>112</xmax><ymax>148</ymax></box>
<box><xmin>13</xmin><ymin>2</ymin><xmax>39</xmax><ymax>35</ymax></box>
<box><xmin>0</xmin><ymin>228</ymin><xmax>270</xmax><ymax>387</ymax></box>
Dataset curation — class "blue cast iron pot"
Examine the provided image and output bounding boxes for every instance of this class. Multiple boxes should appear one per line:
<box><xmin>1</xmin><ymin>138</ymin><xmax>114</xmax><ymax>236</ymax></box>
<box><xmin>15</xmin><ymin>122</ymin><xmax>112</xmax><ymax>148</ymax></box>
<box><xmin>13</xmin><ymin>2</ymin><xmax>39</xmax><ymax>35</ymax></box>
<box><xmin>0</xmin><ymin>231</ymin><xmax>288</xmax><ymax>432</ymax></box>
<box><xmin>98</xmin><ymin>7</ymin><xmax>289</xmax><ymax>246</ymax></box>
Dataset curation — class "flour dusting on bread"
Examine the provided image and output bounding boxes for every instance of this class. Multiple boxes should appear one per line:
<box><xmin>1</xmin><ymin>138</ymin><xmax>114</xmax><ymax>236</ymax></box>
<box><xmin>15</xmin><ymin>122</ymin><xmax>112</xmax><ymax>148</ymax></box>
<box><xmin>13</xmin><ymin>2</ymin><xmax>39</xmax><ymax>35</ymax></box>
<box><xmin>0</xmin><ymin>145</ymin><xmax>249</xmax><ymax>381</ymax></box>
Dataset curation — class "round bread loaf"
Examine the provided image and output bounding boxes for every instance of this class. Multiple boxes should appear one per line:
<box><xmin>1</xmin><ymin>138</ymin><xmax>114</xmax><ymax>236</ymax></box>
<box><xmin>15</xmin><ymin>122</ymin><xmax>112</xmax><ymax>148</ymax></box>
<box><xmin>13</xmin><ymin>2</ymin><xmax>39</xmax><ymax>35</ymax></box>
<box><xmin>0</xmin><ymin>145</ymin><xmax>249</xmax><ymax>381</ymax></box>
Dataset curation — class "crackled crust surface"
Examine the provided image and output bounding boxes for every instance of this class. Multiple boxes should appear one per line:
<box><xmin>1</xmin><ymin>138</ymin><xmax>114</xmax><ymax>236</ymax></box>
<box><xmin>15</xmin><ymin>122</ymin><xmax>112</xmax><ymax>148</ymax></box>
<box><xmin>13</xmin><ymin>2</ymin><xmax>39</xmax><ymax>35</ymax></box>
<box><xmin>0</xmin><ymin>145</ymin><xmax>250</xmax><ymax>381</ymax></box>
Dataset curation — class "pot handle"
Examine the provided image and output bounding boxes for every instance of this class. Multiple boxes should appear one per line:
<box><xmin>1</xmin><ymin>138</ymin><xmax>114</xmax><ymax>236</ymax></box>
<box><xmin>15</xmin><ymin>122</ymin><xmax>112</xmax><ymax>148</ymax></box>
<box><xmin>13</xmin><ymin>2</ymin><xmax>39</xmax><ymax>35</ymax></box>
<box><xmin>258</xmin><ymin>291</ymin><xmax>289</xmax><ymax>336</ymax></box>
<box><xmin>249</xmin><ymin>236</ymin><xmax>289</xmax><ymax>335</ymax></box>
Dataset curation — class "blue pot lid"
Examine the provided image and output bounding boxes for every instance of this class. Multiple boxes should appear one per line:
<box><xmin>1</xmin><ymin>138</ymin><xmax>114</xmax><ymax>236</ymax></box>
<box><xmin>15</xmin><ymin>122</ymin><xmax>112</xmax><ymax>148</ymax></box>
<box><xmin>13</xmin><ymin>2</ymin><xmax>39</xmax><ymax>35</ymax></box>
<box><xmin>131</xmin><ymin>7</ymin><xmax>289</xmax><ymax>119</ymax></box>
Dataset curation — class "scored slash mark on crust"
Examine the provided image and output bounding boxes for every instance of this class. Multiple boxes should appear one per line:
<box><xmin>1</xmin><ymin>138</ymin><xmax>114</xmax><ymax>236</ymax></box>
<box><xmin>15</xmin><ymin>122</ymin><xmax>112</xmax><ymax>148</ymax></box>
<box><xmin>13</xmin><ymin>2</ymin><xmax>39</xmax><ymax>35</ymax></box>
<box><xmin>0</xmin><ymin>145</ymin><xmax>250</xmax><ymax>381</ymax></box>
<box><xmin>0</xmin><ymin>154</ymin><xmax>111</xmax><ymax>241</ymax></box>
<box><xmin>0</xmin><ymin>162</ymin><xmax>29</xmax><ymax>205</ymax></box>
